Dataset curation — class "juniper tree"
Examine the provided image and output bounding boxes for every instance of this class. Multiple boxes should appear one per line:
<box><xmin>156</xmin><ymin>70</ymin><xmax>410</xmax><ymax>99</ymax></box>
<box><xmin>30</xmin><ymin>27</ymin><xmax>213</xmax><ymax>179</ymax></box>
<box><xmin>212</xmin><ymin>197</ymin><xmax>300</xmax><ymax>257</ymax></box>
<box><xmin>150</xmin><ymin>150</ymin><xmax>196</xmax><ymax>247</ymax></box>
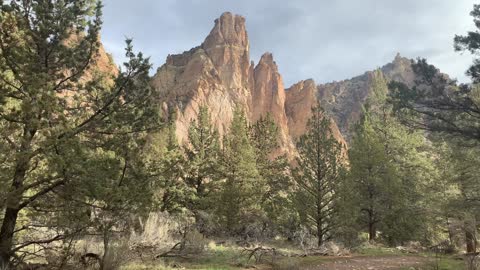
<box><xmin>217</xmin><ymin>107</ymin><xmax>261</xmax><ymax>234</ymax></box>
<box><xmin>437</xmin><ymin>144</ymin><xmax>480</xmax><ymax>253</ymax></box>
<box><xmin>184</xmin><ymin>106</ymin><xmax>221</xmax><ymax>214</ymax></box>
<box><xmin>151</xmin><ymin>121</ymin><xmax>189</xmax><ymax>214</ymax></box>
<box><xmin>293</xmin><ymin>102</ymin><xmax>344</xmax><ymax>247</ymax></box>
<box><xmin>349</xmin><ymin>71</ymin><xmax>434</xmax><ymax>245</ymax></box>
<box><xmin>249</xmin><ymin>114</ymin><xmax>291</xmax><ymax>234</ymax></box>
<box><xmin>347</xmin><ymin>112</ymin><xmax>398</xmax><ymax>241</ymax></box>
<box><xmin>0</xmin><ymin>0</ymin><xmax>158</xmax><ymax>265</ymax></box>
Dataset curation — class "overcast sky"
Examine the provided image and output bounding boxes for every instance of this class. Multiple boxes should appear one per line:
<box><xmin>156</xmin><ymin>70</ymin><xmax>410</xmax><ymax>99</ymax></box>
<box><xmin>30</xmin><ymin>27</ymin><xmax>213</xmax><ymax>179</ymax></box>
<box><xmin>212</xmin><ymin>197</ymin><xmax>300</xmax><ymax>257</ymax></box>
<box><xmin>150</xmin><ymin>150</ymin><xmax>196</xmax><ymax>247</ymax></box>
<box><xmin>101</xmin><ymin>0</ymin><xmax>477</xmax><ymax>87</ymax></box>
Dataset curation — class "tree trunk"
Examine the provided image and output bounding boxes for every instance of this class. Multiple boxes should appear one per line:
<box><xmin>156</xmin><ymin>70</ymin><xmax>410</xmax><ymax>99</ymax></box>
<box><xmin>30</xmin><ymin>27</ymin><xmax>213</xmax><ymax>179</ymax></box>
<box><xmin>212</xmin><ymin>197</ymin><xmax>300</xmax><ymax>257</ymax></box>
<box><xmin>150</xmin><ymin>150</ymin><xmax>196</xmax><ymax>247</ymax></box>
<box><xmin>368</xmin><ymin>222</ymin><xmax>376</xmax><ymax>241</ymax></box>
<box><xmin>100</xmin><ymin>230</ymin><xmax>110</xmax><ymax>270</ymax></box>
<box><xmin>0</xmin><ymin>161</ymin><xmax>31</xmax><ymax>265</ymax></box>
<box><xmin>0</xmin><ymin>208</ymin><xmax>20</xmax><ymax>266</ymax></box>
<box><xmin>0</xmin><ymin>127</ymin><xmax>36</xmax><ymax>266</ymax></box>
<box><xmin>465</xmin><ymin>219</ymin><xmax>477</xmax><ymax>253</ymax></box>
<box><xmin>317</xmin><ymin>217</ymin><xmax>323</xmax><ymax>247</ymax></box>
<box><xmin>368</xmin><ymin>210</ymin><xmax>376</xmax><ymax>241</ymax></box>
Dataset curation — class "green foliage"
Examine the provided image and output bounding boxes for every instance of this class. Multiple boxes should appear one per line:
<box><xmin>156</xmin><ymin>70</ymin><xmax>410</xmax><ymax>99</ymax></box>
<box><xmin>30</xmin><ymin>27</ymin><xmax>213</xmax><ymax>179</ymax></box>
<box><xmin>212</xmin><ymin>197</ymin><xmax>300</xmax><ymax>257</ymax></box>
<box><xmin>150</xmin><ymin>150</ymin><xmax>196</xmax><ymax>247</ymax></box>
<box><xmin>293</xmin><ymin>102</ymin><xmax>345</xmax><ymax>246</ymax></box>
<box><xmin>249</xmin><ymin>114</ymin><xmax>292</xmax><ymax>236</ymax></box>
<box><xmin>386</xmin><ymin>3</ymin><xmax>480</xmax><ymax>252</ymax></box>
<box><xmin>152</xmin><ymin>122</ymin><xmax>190</xmax><ymax>214</ymax></box>
<box><xmin>388</xmin><ymin>60</ymin><xmax>480</xmax><ymax>144</ymax></box>
<box><xmin>184</xmin><ymin>106</ymin><xmax>221</xmax><ymax>213</ymax></box>
<box><xmin>0</xmin><ymin>0</ymin><xmax>160</xmax><ymax>265</ymax></box>
<box><xmin>455</xmin><ymin>4</ymin><xmax>480</xmax><ymax>83</ymax></box>
<box><xmin>217</xmin><ymin>107</ymin><xmax>261</xmax><ymax>234</ymax></box>
<box><xmin>347</xmin><ymin>71</ymin><xmax>435</xmax><ymax>246</ymax></box>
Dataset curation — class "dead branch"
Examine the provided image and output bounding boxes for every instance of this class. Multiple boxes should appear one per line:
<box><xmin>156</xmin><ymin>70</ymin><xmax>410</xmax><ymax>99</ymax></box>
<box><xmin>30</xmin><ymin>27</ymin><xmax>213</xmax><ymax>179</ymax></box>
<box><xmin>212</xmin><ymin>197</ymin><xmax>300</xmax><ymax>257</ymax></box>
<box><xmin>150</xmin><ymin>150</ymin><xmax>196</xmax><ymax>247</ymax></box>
<box><xmin>155</xmin><ymin>242</ymin><xmax>188</xmax><ymax>259</ymax></box>
<box><xmin>242</xmin><ymin>246</ymin><xmax>278</xmax><ymax>263</ymax></box>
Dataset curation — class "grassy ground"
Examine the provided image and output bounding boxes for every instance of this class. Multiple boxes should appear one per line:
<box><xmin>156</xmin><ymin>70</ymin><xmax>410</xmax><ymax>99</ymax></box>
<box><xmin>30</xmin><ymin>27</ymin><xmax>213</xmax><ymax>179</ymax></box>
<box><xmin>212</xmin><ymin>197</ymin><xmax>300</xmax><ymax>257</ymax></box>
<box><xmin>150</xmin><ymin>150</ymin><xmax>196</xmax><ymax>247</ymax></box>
<box><xmin>408</xmin><ymin>255</ymin><xmax>466</xmax><ymax>270</ymax></box>
<box><xmin>121</xmin><ymin>244</ymin><xmax>252</xmax><ymax>270</ymax></box>
<box><xmin>356</xmin><ymin>245</ymin><xmax>466</xmax><ymax>270</ymax></box>
<box><xmin>120</xmin><ymin>243</ymin><xmax>468</xmax><ymax>270</ymax></box>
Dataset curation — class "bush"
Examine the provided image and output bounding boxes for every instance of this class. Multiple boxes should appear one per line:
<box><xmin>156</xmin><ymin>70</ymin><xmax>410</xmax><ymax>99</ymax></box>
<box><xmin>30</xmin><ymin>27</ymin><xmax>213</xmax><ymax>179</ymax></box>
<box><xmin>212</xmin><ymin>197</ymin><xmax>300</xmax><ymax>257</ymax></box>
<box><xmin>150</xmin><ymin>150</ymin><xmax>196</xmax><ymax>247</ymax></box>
<box><xmin>129</xmin><ymin>212</ymin><xmax>183</xmax><ymax>249</ymax></box>
<box><xmin>181</xmin><ymin>229</ymin><xmax>207</xmax><ymax>254</ymax></box>
<box><xmin>100</xmin><ymin>241</ymin><xmax>130</xmax><ymax>270</ymax></box>
<box><xmin>292</xmin><ymin>226</ymin><xmax>317</xmax><ymax>253</ymax></box>
<box><xmin>272</xmin><ymin>257</ymin><xmax>300</xmax><ymax>270</ymax></box>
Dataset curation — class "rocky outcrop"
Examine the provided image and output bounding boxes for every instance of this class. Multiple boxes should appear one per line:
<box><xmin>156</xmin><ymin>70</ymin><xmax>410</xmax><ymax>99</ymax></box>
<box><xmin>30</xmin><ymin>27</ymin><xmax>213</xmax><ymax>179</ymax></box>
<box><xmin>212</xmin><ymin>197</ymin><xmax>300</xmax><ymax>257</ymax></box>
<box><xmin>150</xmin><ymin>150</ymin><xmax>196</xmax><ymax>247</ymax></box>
<box><xmin>149</xmin><ymin>11</ymin><xmax>451</xmax><ymax>158</ymax></box>
<box><xmin>285</xmin><ymin>79</ymin><xmax>346</xmax><ymax>148</ymax></box>
<box><xmin>151</xmin><ymin>12</ymin><xmax>320</xmax><ymax>157</ymax></box>
<box><xmin>202</xmin><ymin>12</ymin><xmax>251</xmax><ymax>90</ymax></box>
<box><xmin>148</xmin><ymin>11</ymin><xmax>439</xmax><ymax>157</ymax></box>
<box><xmin>151</xmin><ymin>12</ymin><xmax>253</xmax><ymax>145</ymax></box>
<box><xmin>252</xmin><ymin>53</ymin><xmax>293</xmax><ymax>153</ymax></box>
<box><xmin>381</xmin><ymin>53</ymin><xmax>416</xmax><ymax>88</ymax></box>
<box><xmin>317</xmin><ymin>72</ymin><xmax>373</xmax><ymax>140</ymax></box>
<box><xmin>285</xmin><ymin>79</ymin><xmax>318</xmax><ymax>140</ymax></box>
<box><xmin>317</xmin><ymin>54</ymin><xmax>418</xmax><ymax>141</ymax></box>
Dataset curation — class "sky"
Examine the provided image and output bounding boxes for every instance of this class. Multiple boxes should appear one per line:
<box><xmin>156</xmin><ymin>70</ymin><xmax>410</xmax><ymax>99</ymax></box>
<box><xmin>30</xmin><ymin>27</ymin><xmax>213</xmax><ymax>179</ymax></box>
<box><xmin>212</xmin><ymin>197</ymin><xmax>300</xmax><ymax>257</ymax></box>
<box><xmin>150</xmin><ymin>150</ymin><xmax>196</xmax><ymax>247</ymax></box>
<box><xmin>101</xmin><ymin>0</ymin><xmax>477</xmax><ymax>87</ymax></box>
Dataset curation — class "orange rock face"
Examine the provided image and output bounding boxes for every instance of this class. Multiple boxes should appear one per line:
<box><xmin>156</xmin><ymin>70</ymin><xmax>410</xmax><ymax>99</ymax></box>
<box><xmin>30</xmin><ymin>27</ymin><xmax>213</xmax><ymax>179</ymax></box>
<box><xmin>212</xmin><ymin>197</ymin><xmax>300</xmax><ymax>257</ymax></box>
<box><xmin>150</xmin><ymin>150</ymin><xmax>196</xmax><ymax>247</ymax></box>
<box><xmin>252</xmin><ymin>53</ymin><xmax>293</xmax><ymax>154</ymax></box>
<box><xmin>285</xmin><ymin>79</ymin><xmax>346</xmax><ymax>149</ymax></box>
<box><xmin>151</xmin><ymin>12</ymin><xmax>253</xmax><ymax>146</ymax></box>
<box><xmin>285</xmin><ymin>79</ymin><xmax>317</xmax><ymax>141</ymax></box>
<box><xmin>151</xmin><ymin>12</ymin><xmax>345</xmax><ymax>159</ymax></box>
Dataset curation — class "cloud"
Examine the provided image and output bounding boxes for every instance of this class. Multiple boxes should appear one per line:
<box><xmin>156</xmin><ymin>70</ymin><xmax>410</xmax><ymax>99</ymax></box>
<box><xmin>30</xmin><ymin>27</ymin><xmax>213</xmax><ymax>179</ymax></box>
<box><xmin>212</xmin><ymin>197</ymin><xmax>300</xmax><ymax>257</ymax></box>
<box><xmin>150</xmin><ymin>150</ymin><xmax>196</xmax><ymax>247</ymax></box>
<box><xmin>101</xmin><ymin>0</ymin><xmax>476</xmax><ymax>86</ymax></box>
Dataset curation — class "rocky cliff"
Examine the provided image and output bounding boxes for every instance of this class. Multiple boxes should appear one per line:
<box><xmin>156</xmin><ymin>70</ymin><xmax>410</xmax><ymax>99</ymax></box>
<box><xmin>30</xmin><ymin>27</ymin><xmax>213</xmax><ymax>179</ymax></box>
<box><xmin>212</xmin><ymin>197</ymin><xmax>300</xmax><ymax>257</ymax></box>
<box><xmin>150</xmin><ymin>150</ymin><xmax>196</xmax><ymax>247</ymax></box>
<box><xmin>151</xmin><ymin>12</ymin><xmax>252</xmax><ymax>146</ymax></box>
<box><xmin>151</xmin><ymin>12</ymin><xmax>345</xmax><ymax>157</ymax></box>
<box><xmin>149</xmin><ymin>12</ymin><xmax>431</xmax><ymax>157</ymax></box>
<box><xmin>317</xmin><ymin>53</ymin><xmax>417</xmax><ymax>141</ymax></box>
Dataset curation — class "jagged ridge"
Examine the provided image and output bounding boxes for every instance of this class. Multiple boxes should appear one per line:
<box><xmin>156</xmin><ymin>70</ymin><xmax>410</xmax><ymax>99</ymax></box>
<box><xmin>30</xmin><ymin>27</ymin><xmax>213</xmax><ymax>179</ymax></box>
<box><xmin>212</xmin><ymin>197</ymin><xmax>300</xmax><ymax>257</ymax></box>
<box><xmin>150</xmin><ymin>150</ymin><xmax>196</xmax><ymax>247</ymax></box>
<box><xmin>148</xmin><ymin>12</ymin><xmax>435</xmax><ymax>157</ymax></box>
<box><xmin>150</xmin><ymin>12</ymin><xmax>347</xmax><ymax>158</ymax></box>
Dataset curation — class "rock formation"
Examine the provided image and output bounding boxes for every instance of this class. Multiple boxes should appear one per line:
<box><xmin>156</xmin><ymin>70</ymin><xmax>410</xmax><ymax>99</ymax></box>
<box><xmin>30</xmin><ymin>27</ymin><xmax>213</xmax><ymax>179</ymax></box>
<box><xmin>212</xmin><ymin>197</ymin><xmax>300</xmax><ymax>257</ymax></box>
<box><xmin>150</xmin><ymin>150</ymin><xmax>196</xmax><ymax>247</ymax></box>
<box><xmin>285</xmin><ymin>79</ymin><xmax>347</xmax><ymax>151</ymax></box>
<box><xmin>148</xmin><ymin>12</ymin><xmax>431</xmax><ymax>157</ymax></box>
<box><xmin>252</xmin><ymin>53</ymin><xmax>292</xmax><ymax>153</ymax></box>
<box><xmin>151</xmin><ymin>12</ymin><xmax>344</xmax><ymax>157</ymax></box>
<box><xmin>317</xmin><ymin>53</ymin><xmax>418</xmax><ymax>141</ymax></box>
<box><xmin>151</xmin><ymin>13</ymin><xmax>252</xmax><ymax>145</ymax></box>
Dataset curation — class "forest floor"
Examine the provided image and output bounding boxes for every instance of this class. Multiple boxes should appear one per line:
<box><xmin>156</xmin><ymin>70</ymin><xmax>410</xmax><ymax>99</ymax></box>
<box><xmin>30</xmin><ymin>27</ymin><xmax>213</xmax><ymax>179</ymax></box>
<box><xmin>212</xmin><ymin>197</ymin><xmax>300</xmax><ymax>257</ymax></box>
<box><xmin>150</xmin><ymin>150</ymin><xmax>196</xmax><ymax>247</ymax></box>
<box><xmin>293</xmin><ymin>255</ymin><xmax>429</xmax><ymax>270</ymax></box>
<box><xmin>120</xmin><ymin>243</ymin><xmax>466</xmax><ymax>270</ymax></box>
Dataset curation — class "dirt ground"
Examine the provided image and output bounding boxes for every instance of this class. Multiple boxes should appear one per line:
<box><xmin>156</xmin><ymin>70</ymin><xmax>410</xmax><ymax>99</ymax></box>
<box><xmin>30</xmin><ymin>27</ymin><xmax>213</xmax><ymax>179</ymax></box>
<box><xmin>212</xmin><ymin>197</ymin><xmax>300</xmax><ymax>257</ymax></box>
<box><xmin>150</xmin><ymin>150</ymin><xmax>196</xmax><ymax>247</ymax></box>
<box><xmin>302</xmin><ymin>255</ymin><xmax>430</xmax><ymax>270</ymax></box>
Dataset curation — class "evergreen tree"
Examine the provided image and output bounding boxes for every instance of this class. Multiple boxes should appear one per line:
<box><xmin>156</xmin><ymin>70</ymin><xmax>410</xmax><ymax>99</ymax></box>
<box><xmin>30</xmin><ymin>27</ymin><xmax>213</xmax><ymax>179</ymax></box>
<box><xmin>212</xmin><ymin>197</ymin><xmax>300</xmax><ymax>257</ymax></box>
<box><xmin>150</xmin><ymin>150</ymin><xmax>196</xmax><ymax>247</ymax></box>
<box><xmin>217</xmin><ymin>107</ymin><xmax>261</xmax><ymax>234</ymax></box>
<box><xmin>184</xmin><ymin>106</ymin><xmax>221</xmax><ymax>214</ymax></box>
<box><xmin>455</xmin><ymin>4</ymin><xmax>480</xmax><ymax>83</ymax></box>
<box><xmin>442</xmin><ymin>145</ymin><xmax>480</xmax><ymax>253</ymax></box>
<box><xmin>0</xmin><ymin>1</ymin><xmax>158</xmax><ymax>265</ymax></box>
<box><xmin>388</xmin><ymin>3</ymin><xmax>480</xmax><ymax>144</ymax></box>
<box><xmin>78</xmin><ymin>134</ymin><xmax>153</xmax><ymax>270</ymax></box>
<box><xmin>249</xmin><ymin>114</ymin><xmax>291</xmax><ymax>235</ymax></box>
<box><xmin>347</xmin><ymin>112</ymin><xmax>396</xmax><ymax>241</ymax></box>
<box><xmin>388</xmin><ymin>3</ymin><xmax>480</xmax><ymax>251</ymax></box>
<box><xmin>349</xmin><ymin>71</ymin><xmax>434</xmax><ymax>245</ymax></box>
<box><xmin>293</xmin><ymin>102</ymin><xmax>344</xmax><ymax>247</ymax></box>
<box><xmin>148</xmin><ymin>121</ymin><xmax>189</xmax><ymax>214</ymax></box>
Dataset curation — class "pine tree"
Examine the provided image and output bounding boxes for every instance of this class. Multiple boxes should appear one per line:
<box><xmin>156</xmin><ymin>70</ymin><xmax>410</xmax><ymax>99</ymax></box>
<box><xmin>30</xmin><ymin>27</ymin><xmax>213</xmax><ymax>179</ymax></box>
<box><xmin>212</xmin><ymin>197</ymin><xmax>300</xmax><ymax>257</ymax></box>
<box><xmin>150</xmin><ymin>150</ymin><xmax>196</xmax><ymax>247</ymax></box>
<box><xmin>349</xmin><ymin>70</ymin><xmax>435</xmax><ymax>244</ymax></box>
<box><xmin>293</xmin><ymin>102</ymin><xmax>344</xmax><ymax>247</ymax></box>
<box><xmin>442</xmin><ymin>145</ymin><xmax>480</xmax><ymax>253</ymax></box>
<box><xmin>249</xmin><ymin>114</ymin><xmax>291</xmax><ymax>235</ymax></box>
<box><xmin>147</xmin><ymin>120</ymin><xmax>189</xmax><ymax>214</ymax></box>
<box><xmin>217</xmin><ymin>107</ymin><xmax>260</xmax><ymax>234</ymax></box>
<box><xmin>347</xmin><ymin>111</ymin><xmax>398</xmax><ymax>241</ymax></box>
<box><xmin>184</xmin><ymin>106</ymin><xmax>221</xmax><ymax>213</ymax></box>
<box><xmin>0</xmin><ymin>1</ymin><xmax>158</xmax><ymax>265</ymax></box>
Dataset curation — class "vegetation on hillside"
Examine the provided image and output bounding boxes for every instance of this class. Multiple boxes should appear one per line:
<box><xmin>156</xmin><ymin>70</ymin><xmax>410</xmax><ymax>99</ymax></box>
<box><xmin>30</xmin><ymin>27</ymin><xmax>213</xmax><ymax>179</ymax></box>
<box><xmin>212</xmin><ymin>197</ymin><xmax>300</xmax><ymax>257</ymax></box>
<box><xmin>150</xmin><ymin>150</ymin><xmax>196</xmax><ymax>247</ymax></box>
<box><xmin>1</xmin><ymin>1</ymin><xmax>480</xmax><ymax>270</ymax></box>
